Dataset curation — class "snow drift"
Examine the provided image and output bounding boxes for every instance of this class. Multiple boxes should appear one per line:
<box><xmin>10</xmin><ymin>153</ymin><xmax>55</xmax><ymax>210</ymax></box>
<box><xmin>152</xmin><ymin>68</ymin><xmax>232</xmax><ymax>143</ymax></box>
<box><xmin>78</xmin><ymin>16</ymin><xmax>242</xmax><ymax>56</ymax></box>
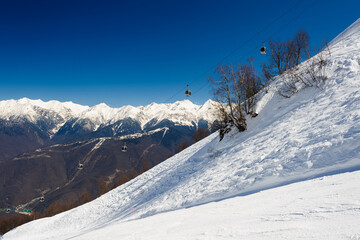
<box><xmin>3</xmin><ymin>18</ymin><xmax>360</xmax><ymax>240</ymax></box>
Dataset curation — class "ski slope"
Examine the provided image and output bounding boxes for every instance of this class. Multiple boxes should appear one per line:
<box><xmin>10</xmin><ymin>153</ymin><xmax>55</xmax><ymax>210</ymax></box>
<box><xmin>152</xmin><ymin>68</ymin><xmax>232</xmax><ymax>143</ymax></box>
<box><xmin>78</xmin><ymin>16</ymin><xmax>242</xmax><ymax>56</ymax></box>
<box><xmin>47</xmin><ymin>171</ymin><xmax>360</xmax><ymax>240</ymax></box>
<box><xmin>2</xmin><ymin>18</ymin><xmax>360</xmax><ymax>240</ymax></box>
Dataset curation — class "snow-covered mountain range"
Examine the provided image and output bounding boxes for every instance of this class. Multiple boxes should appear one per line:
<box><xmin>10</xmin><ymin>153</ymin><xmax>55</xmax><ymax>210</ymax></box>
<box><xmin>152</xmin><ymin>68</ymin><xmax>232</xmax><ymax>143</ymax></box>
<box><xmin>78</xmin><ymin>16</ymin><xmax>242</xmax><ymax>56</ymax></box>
<box><xmin>0</xmin><ymin>98</ymin><xmax>219</xmax><ymax>211</ymax></box>
<box><xmin>0</xmin><ymin>98</ymin><xmax>219</xmax><ymax>212</ymax></box>
<box><xmin>3</xmin><ymin>18</ymin><xmax>360</xmax><ymax>240</ymax></box>
<box><xmin>0</xmin><ymin>98</ymin><xmax>218</xmax><ymax>162</ymax></box>
<box><xmin>0</xmin><ymin>98</ymin><xmax>218</xmax><ymax>134</ymax></box>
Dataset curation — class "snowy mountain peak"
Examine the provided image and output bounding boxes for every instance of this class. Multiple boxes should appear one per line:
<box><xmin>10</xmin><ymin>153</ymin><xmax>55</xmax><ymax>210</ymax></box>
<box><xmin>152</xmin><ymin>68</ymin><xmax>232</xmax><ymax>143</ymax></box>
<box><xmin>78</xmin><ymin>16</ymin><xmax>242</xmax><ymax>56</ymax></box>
<box><xmin>17</xmin><ymin>97</ymin><xmax>32</xmax><ymax>103</ymax></box>
<box><xmin>201</xmin><ymin>99</ymin><xmax>218</xmax><ymax>108</ymax></box>
<box><xmin>92</xmin><ymin>102</ymin><xmax>110</xmax><ymax>109</ymax></box>
<box><xmin>0</xmin><ymin>98</ymin><xmax>218</xmax><ymax>134</ymax></box>
<box><xmin>173</xmin><ymin>99</ymin><xmax>194</xmax><ymax>105</ymax></box>
<box><xmin>0</xmin><ymin>98</ymin><xmax>89</xmax><ymax>123</ymax></box>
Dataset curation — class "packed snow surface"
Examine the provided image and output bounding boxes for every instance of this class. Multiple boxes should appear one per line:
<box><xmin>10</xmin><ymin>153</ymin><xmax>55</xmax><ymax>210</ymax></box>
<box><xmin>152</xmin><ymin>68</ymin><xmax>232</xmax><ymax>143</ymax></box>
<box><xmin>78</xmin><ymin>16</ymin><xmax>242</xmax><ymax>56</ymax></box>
<box><xmin>3</xmin><ymin>18</ymin><xmax>360</xmax><ymax>239</ymax></box>
<box><xmin>15</xmin><ymin>170</ymin><xmax>359</xmax><ymax>240</ymax></box>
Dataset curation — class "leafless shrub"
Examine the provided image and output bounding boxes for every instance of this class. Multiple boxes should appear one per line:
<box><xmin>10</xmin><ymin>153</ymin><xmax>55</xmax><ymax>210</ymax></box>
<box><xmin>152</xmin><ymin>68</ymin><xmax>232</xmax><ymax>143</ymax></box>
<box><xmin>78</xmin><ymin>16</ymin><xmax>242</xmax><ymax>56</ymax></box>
<box><xmin>306</xmin><ymin>51</ymin><xmax>329</xmax><ymax>88</ymax></box>
<box><xmin>278</xmin><ymin>50</ymin><xmax>329</xmax><ymax>97</ymax></box>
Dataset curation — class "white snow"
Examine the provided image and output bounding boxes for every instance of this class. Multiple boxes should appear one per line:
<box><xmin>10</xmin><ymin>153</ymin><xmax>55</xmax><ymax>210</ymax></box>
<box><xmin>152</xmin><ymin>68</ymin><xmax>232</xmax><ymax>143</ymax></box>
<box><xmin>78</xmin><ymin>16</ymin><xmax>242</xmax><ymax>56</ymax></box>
<box><xmin>52</xmin><ymin>171</ymin><xmax>360</xmax><ymax>240</ymax></box>
<box><xmin>0</xmin><ymin>98</ymin><xmax>217</xmax><ymax>132</ymax></box>
<box><xmin>0</xmin><ymin>98</ymin><xmax>89</xmax><ymax>121</ymax></box>
<box><xmin>3</xmin><ymin>18</ymin><xmax>360</xmax><ymax>240</ymax></box>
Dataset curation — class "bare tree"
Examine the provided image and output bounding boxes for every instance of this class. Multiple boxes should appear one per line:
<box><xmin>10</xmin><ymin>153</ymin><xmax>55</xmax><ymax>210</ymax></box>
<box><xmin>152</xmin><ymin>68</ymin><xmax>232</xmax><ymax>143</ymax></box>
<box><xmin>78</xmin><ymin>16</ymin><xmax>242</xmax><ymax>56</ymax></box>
<box><xmin>77</xmin><ymin>191</ymin><xmax>92</xmax><ymax>205</ymax></box>
<box><xmin>262</xmin><ymin>29</ymin><xmax>310</xmax><ymax>82</ymax></box>
<box><xmin>209</xmin><ymin>63</ymin><xmax>246</xmax><ymax>134</ymax></box>
<box><xmin>239</xmin><ymin>58</ymin><xmax>262</xmax><ymax>115</ymax></box>
<box><xmin>113</xmin><ymin>174</ymin><xmax>130</xmax><ymax>188</ymax></box>
<box><xmin>209</xmin><ymin>59</ymin><xmax>264</xmax><ymax>140</ymax></box>
<box><xmin>191</xmin><ymin>128</ymin><xmax>210</xmax><ymax>143</ymax></box>
<box><xmin>141</xmin><ymin>159</ymin><xmax>151</xmax><ymax>173</ymax></box>
<box><xmin>292</xmin><ymin>29</ymin><xmax>310</xmax><ymax>65</ymax></box>
<box><xmin>176</xmin><ymin>139</ymin><xmax>189</xmax><ymax>153</ymax></box>
<box><xmin>98</xmin><ymin>177</ymin><xmax>108</xmax><ymax>195</ymax></box>
<box><xmin>262</xmin><ymin>39</ymin><xmax>287</xmax><ymax>81</ymax></box>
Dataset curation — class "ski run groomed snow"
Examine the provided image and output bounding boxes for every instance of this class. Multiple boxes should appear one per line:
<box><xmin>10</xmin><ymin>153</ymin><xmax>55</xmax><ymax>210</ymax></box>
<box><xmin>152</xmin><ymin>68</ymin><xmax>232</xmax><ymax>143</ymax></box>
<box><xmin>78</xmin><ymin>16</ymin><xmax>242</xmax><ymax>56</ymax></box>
<box><xmin>3</xmin><ymin>18</ymin><xmax>360</xmax><ymax>240</ymax></box>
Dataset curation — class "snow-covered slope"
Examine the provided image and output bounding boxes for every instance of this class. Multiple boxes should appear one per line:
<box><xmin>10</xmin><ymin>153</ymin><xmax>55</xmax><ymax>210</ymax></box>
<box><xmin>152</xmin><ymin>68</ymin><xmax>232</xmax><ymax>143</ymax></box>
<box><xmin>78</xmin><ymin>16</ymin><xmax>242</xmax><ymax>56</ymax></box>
<box><xmin>3</xmin><ymin>18</ymin><xmax>360</xmax><ymax>240</ymax></box>
<box><xmin>30</xmin><ymin>170</ymin><xmax>360</xmax><ymax>240</ymax></box>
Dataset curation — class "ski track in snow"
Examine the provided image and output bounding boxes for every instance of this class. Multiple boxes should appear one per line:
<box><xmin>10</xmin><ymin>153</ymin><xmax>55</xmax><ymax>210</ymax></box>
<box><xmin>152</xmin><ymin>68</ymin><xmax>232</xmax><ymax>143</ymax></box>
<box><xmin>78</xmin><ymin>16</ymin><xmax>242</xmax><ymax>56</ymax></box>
<box><xmin>3</xmin><ymin>18</ymin><xmax>360</xmax><ymax>240</ymax></box>
<box><xmin>68</xmin><ymin>170</ymin><xmax>360</xmax><ymax>240</ymax></box>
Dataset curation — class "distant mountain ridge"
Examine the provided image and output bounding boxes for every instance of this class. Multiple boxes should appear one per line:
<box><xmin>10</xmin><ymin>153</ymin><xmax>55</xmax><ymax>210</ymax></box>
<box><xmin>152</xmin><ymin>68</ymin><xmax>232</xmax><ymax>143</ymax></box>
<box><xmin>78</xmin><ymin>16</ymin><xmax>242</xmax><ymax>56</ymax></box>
<box><xmin>0</xmin><ymin>98</ymin><xmax>218</xmax><ymax>162</ymax></box>
<box><xmin>0</xmin><ymin>98</ymin><xmax>217</xmax><ymax>133</ymax></box>
<box><xmin>0</xmin><ymin>98</ymin><xmax>218</xmax><ymax>212</ymax></box>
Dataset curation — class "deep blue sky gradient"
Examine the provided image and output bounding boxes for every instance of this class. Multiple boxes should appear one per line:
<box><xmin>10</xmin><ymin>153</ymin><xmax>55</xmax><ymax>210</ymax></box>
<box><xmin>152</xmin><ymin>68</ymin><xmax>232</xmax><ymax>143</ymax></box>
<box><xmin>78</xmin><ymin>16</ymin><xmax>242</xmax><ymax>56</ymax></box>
<box><xmin>0</xmin><ymin>0</ymin><xmax>359</xmax><ymax>107</ymax></box>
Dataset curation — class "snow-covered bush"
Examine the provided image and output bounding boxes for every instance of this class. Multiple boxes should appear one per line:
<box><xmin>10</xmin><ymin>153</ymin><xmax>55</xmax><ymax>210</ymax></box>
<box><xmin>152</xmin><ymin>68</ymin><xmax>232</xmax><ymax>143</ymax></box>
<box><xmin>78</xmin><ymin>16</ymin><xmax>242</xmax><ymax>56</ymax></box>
<box><xmin>278</xmin><ymin>50</ymin><xmax>329</xmax><ymax>98</ymax></box>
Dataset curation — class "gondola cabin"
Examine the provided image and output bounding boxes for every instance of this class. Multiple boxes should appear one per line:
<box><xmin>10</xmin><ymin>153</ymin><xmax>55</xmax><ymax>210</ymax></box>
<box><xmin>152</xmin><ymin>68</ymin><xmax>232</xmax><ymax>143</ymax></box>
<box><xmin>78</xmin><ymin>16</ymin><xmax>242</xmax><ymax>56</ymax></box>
<box><xmin>185</xmin><ymin>84</ymin><xmax>191</xmax><ymax>97</ymax></box>
<box><xmin>122</xmin><ymin>143</ymin><xmax>127</xmax><ymax>152</ymax></box>
<box><xmin>78</xmin><ymin>163</ymin><xmax>84</xmax><ymax>170</ymax></box>
<box><xmin>260</xmin><ymin>46</ymin><xmax>266</xmax><ymax>55</ymax></box>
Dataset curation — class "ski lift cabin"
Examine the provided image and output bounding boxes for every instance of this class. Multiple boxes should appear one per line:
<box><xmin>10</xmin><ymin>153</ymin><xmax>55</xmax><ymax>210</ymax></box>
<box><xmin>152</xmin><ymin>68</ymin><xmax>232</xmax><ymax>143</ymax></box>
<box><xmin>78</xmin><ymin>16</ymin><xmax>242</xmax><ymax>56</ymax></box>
<box><xmin>78</xmin><ymin>162</ymin><xmax>84</xmax><ymax>170</ymax></box>
<box><xmin>260</xmin><ymin>46</ymin><xmax>266</xmax><ymax>55</ymax></box>
<box><xmin>185</xmin><ymin>85</ymin><xmax>191</xmax><ymax>97</ymax></box>
<box><xmin>122</xmin><ymin>143</ymin><xmax>127</xmax><ymax>152</ymax></box>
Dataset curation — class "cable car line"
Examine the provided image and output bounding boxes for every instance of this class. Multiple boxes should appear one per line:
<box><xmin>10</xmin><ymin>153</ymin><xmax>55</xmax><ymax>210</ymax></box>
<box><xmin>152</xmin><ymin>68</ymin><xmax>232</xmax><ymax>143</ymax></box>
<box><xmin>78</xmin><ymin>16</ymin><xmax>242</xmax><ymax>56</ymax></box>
<box><xmin>191</xmin><ymin>0</ymin><xmax>319</xmax><ymax>97</ymax></box>
<box><xmin>163</xmin><ymin>0</ymin><xmax>308</xmax><ymax>103</ymax></box>
<box><xmin>1</xmin><ymin>1</ymin><xmax>321</xmax><ymax>214</ymax></box>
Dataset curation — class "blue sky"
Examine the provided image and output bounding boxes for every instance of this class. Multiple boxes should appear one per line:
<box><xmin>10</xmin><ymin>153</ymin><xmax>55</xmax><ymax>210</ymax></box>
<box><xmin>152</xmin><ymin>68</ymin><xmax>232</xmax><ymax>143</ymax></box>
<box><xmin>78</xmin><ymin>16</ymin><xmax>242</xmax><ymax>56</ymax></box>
<box><xmin>0</xmin><ymin>0</ymin><xmax>359</xmax><ymax>107</ymax></box>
